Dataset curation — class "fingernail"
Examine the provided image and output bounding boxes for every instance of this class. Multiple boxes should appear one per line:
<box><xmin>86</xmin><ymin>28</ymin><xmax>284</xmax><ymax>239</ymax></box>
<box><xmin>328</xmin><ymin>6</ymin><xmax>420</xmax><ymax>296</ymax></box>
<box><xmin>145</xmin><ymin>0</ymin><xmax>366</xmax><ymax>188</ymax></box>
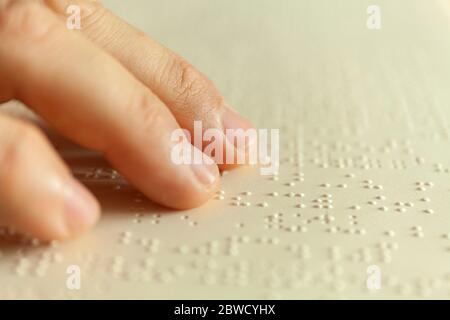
<box><xmin>221</xmin><ymin>106</ymin><xmax>256</xmax><ymax>155</ymax></box>
<box><xmin>190</xmin><ymin>146</ymin><xmax>219</xmax><ymax>188</ymax></box>
<box><xmin>222</xmin><ymin>105</ymin><xmax>254</xmax><ymax>131</ymax></box>
<box><xmin>63</xmin><ymin>178</ymin><xmax>100</xmax><ymax>236</ymax></box>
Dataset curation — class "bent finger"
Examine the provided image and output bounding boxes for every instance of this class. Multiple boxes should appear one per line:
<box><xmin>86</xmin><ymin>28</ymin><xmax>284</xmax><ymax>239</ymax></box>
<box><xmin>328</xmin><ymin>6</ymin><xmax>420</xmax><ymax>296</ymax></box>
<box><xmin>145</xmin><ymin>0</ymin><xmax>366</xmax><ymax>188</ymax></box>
<box><xmin>46</xmin><ymin>0</ymin><xmax>256</xmax><ymax>169</ymax></box>
<box><xmin>0</xmin><ymin>0</ymin><xmax>220</xmax><ymax>209</ymax></box>
<box><xmin>0</xmin><ymin>114</ymin><xmax>100</xmax><ymax>240</ymax></box>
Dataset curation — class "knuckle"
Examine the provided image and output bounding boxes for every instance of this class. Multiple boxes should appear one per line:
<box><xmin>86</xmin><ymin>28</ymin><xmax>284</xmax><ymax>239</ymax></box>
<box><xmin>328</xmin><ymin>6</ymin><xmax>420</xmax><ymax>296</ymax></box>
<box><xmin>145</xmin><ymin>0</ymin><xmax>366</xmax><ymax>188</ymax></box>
<box><xmin>166</xmin><ymin>57</ymin><xmax>212</xmax><ymax>108</ymax></box>
<box><xmin>0</xmin><ymin>0</ymin><xmax>57</xmax><ymax>39</ymax></box>
<box><xmin>162</xmin><ymin>55</ymin><xmax>226</xmax><ymax>116</ymax></box>
<box><xmin>79</xmin><ymin>0</ymin><xmax>105</xmax><ymax>16</ymax></box>
<box><xmin>67</xmin><ymin>0</ymin><xmax>108</xmax><ymax>35</ymax></box>
<box><xmin>43</xmin><ymin>0</ymin><xmax>109</xmax><ymax>40</ymax></box>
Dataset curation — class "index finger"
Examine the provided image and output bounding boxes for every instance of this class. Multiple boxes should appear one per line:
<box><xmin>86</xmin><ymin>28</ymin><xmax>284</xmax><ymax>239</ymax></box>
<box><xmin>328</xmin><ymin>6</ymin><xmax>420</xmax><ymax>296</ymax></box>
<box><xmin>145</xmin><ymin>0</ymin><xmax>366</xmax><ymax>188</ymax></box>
<box><xmin>45</xmin><ymin>0</ymin><xmax>256</xmax><ymax>169</ymax></box>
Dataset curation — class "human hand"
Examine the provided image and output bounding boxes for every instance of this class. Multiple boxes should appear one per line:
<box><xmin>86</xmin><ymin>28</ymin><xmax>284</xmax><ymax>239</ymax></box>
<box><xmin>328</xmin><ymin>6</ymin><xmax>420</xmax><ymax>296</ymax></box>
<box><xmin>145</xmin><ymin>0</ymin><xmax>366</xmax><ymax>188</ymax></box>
<box><xmin>0</xmin><ymin>0</ymin><xmax>254</xmax><ymax>240</ymax></box>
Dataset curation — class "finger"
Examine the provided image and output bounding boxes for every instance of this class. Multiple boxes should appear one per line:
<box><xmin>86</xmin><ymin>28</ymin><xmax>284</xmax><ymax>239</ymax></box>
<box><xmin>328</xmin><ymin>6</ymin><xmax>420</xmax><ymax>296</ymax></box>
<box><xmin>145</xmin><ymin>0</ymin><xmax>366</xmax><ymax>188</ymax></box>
<box><xmin>0</xmin><ymin>114</ymin><xmax>100</xmax><ymax>240</ymax></box>
<box><xmin>45</xmin><ymin>0</ymin><xmax>256</xmax><ymax>169</ymax></box>
<box><xmin>0</xmin><ymin>0</ymin><xmax>220</xmax><ymax>209</ymax></box>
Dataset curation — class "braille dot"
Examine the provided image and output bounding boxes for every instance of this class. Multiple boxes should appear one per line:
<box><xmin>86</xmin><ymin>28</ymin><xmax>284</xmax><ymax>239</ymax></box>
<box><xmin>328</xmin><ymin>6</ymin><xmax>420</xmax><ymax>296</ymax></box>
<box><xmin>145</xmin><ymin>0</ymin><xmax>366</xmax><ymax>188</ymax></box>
<box><xmin>286</xmin><ymin>182</ymin><xmax>296</xmax><ymax>187</ymax></box>
<box><xmin>285</xmin><ymin>192</ymin><xmax>296</xmax><ymax>198</ymax></box>
<box><xmin>299</xmin><ymin>226</ymin><xmax>308</xmax><ymax>233</ymax></box>
<box><xmin>327</xmin><ymin>227</ymin><xmax>338</xmax><ymax>233</ymax></box>
<box><xmin>385</xmin><ymin>230</ymin><xmax>396</xmax><ymax>237</ymax></box>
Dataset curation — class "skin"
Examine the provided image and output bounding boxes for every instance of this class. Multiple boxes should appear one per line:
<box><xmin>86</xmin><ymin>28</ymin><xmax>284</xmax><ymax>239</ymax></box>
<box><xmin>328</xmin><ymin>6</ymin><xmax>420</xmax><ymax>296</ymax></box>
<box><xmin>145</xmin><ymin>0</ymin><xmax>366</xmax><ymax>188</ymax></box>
<box><xmin>0</xmin><ymin>0</ymin><xmax>254</xmax><ymax>241</ymax></box>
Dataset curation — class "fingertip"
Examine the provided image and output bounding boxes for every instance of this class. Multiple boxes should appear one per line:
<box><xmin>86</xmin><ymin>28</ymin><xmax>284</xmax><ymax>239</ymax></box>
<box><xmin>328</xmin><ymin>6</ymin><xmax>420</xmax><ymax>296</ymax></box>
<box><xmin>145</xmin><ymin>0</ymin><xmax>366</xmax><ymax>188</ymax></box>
<box><xmin>167</xmin><ymin>175</ymin><xmax>221</xmax><ymax>210</ymax></box>
<box><xmin>163</xmin><ymin>150</ymin><xmax>221</xmax><ymax>210</ymax></box>
<box><xmin>19</xmin><ymin>178</ymin><xmax>101</xmax><ymax>242</ymax></box>
<box><xmin>62</xmin><ymin>178</ymin><xmax>100</xmax><ymax>238</ymax></box>
<box><xmin>189</xmin><ymin>145</ymin><xmax>220</xmax><ymax>189</ymax></box>
<box><xmin>217</xmin><ymin>105</ymin><xmax>257</xmax><ymax>170</ymax></box>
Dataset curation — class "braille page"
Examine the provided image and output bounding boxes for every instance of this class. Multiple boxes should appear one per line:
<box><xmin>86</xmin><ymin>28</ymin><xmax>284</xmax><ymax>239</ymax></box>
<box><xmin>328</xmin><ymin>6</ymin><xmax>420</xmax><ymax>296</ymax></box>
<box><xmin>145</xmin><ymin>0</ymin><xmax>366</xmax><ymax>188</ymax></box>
<box><xmin>1</xmin><ymin>0</ymin><xmax>450</xmax><ymax>299</ymax></box>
